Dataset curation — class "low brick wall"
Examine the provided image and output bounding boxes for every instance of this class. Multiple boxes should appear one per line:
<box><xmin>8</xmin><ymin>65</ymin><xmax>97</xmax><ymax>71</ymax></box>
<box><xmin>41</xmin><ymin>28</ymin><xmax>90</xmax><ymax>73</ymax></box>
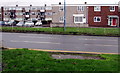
<box><xmin>50</xmin><ymin>23</ymin><xmax>89</xmax><ymax>27</ymax></box>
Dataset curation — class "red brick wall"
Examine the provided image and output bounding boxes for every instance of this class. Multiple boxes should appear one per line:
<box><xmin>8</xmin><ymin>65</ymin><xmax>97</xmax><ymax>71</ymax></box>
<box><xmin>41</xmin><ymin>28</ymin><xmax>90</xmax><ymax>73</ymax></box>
<box><xmin>88</xmin><ymin>6</ymin><xmax>119</xmax><ymax>27</ymax></box>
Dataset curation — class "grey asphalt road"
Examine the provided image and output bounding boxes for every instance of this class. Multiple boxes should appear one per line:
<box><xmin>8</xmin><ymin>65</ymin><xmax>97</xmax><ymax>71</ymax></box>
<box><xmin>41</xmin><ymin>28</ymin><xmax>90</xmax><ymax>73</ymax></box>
<box><xmin>1</xmin><ymin>32</ymin><xmax>119</xmax><ymax>53</ymax></box>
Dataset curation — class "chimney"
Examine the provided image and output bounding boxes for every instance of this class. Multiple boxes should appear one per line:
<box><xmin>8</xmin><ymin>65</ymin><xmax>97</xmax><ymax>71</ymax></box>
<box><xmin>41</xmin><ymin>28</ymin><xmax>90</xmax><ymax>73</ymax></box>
<box><xmin>16</xmin><ymin>5</ymin><xmax>18</xmax><ymax>7</ymax></box>
<box><xmin>45</xmin><ymin>4</ymin><xmax>47</xmax><ymax>7</ymax></box>
<box><xmin>59</xmin><ymin>2</ymin><xmax>61</xmax><ymax>5</ymax></box>
<box><xmin>30</xmin><ymin>4</ymin><xmax>32</xmax><ymax>7</ymax></box>
<box><xmin>119</xmin><ymin>1</ymin><xmax>120</xmax><ymax>12</ymax></box>
<box><xmin>85</xmin><ymin>2</ymin><xmax>87</xmax><ymax>4</ymax></box>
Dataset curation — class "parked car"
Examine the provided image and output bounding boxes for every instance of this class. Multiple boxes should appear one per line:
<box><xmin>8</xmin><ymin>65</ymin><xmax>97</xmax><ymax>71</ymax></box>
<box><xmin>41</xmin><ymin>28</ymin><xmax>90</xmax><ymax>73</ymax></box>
<box><xmin>7</xmin><ymin>20</ymin><xmax>18</xmax><ymax>26</ymax></box>
<box><xmin>24</xmin><ymin>21</ymin><xmax>34</xmax><ymax>27</ymax></box>
<box><xmin>7</xmin><ymin>21</ymin><xmax>14</xmax><ymax>26</ymax></box>
<box><xmin>4</xmin><ymin>21</ymin><xmax>9</xmax><ymax>26</ymax></box>
<box><xmin>0</xmin><ymin>21</ymin><xmax>6</xmax><ymax>26</ymax></box>
<box><xmin>16</xmin><ymin>21</ymin><xmax>24</xmax><ymax>27</ymax></box>
<box><xmin>35</xmin><ymin>21</ymin><xmax>42</xmax><ymax>26</ymax></box>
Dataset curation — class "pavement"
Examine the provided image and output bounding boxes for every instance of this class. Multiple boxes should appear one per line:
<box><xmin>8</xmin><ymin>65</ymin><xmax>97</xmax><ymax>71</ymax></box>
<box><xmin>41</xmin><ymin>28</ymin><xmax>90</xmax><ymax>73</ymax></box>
<box><xmin>1</xmin><ymin>32</ymin><xmax>119</xmax><ymax>54</ymax></box>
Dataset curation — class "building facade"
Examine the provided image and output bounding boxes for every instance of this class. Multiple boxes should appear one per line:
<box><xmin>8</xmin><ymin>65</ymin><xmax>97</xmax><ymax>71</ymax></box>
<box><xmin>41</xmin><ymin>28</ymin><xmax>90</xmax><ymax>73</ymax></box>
<box><xmin>88</xmin><ymin>4</ymin><xmax>119</xmax><ymax>27</ymax></box>
<box><xmin>52</xmin><ymin>3</ymin><xmax>119</xmax><ymax>27</ymax></box>
<box><xmin>0</xmin><ymin>2</ymin><xmax>120</xmax><ymax>27</ymax></box>
<box><xmin>52</xmin><ymin>4</ymin><xmax>88</xmax><ymax>27</ymax></box>
<box><xmin>1</xmin><ymin>5</ymin><xmax>52</xmax><ymax>22</ymax></box>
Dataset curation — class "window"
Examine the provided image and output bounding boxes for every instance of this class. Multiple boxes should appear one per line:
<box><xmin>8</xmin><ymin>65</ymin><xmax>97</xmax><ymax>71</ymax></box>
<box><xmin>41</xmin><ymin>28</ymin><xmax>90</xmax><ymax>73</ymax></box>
<box><xmin>45</xmin><ymin>12</ymin><xmax>52</xmax><ymax>16</ymax></box>
<box><xmin>94</xmin><ymin>6</ymin><xmax>101</xmax><ymax>11</ymax></box>
<box><xmin>4</xmin><ymin>8</ymin><xmax>8</xmax><ymax>10</ymax></box>
<box><xmin>59</xmin><ymin>6</ymin><xmax>64</xmax><ymax>11</ymax></box>
<box><xmin>31</xmin><ymin>12</ymin><xmax>36</xmax><ymax>15</ymax></box>
<box><xmin>59</xmin><ymin>17</ymin><xmax>64</xmax><ymax>22</ymax></box>
<box><xmin>94</xmin><ymin>17</ymin><xmax>101</xmax><ymax>22</ymax></box>
<box><xmin>16</xmin><ymin>8</ymin><xmax>22</xmax><ymax>10</ymax></box>
<box><xmin>32</xmin><ymin>8</ymin><xmax>37</xmax><ymax>10</ymax></box>
<box><xmin>16</xmin><ymin>18</ymin><xmax>23</xmax><ymax>20</ymax></box>
<box><xmin>16</xmin><ymin>12</ymin><xmax>23</xmax><ymax>15</ymax></box>
<box><xmin>39</xmin><ymin>7</ymin><xmax>45</xmax><ymax>10</ymax></box>
<box><xmin>45</xmin><ymin>7</ymin><xmax>52</xmax><ymax>10</ymax></box>
<box><xmin>4</xmin><ymin>18</ymin><xmax>9</xmax><ymax>20</ymax></box>
<box><xmin>78</xmin><ymin>6</ymin><xmax>84</xmax><ymax>11</ymax></box>
<box><xmin>4</xmin><ymin>13</ymin><xmax>8</xmax><ymax>15</ymax></box>
<box><xmin>74</xmin><ymin>16</ymin><xmax>83</xmax><ymax>23</ymax></box>
<box><xmin>110</xmin><ymin>6</ymin><xmax>115</xmax><ymax>11</ymax></box>
<box><xmin>25</xmin><ymin>8</ymin><xmax>30</xmax><ymax>12</ymax></box>
<box><xmin>9</xmin><ymin>8</ymin><xmax>16</xmax><ymax>10</ymax></box>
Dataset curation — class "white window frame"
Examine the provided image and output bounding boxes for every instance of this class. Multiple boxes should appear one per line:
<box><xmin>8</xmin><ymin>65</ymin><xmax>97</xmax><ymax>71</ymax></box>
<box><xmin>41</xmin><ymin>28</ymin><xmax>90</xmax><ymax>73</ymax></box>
<box><xmin>45</xmin><ymin>7</ymin><xmax>52</xmax><ymax>10</ymax></box>
<box><xmin>110</xmin><ymin>6</ymin><xmax>115</xmax><ymax>12</ymax></box>
<box><xmin>77</xmin><ymin>6</ymin><xmax>84</xmax><ymax>11</ymax></box>
<box><xmin>59</xmin><ymin>6</ymin><xmax>64</xmax><ymax>11</ymax></box>
<box><xmin>94</xmin><ymin>16</ymin><xmax>101</xmax><ymax>22</ymax></box>
<box><xmin>94</xmin><ymin>6</ymin><xmax>101</xmax><ymax>11</ymax></box>
<box><xmin>59</xmin><ymin>16</ymin><xmax>64</xmax><ymax>22</ymax></box>
<box><xmin>74</xmin><ymin>16</ymin><xmax>84</xmax><ymax>23</ymax></box>
<box><xmin>16</xmin><ymin>12</ymin><xmax>23</xmax><ymax>15</ymax></box>
<box><xmin>16</xmin><ymin>8</ymin><xmax>22</xmax><ymax>10</ymax></box>
<box><xmin>45</xmin><ymin>12</ymin><xmax>52</xmax><ymax>16</ymax></box>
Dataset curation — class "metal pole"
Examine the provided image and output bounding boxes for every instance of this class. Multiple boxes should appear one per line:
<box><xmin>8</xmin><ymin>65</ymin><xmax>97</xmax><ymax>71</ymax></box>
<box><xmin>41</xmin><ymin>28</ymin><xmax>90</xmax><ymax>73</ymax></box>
<box><xmin>64</xmin><ymin>0</ymin><xmax>66</xmax><ymax>31</ymax></box>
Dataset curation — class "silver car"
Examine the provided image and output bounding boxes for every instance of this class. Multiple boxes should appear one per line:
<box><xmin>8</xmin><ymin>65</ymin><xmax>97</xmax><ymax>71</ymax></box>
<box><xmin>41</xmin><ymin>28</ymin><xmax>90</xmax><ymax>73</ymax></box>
<box><xmin>16</xmin><ymin>21</ymin><xmax>24</xmax><ymax>27</ymax></box>
<box><xmin>35</xmin><ymin>21</ymin><xmax>42</xmax><ymax>26</ymax></box>
<box><xmin>24</xmin><ymin>21</ymin><xmax>34</xmax><ymax>27</ymax></box>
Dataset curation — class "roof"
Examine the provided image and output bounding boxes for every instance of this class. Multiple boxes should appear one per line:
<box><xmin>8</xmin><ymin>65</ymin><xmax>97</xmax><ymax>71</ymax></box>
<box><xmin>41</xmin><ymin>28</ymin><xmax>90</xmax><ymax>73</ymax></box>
<box><xmin>52</xmin><ymin>4</ymin><xmax>118</xmax><ymax>6</ymax></box>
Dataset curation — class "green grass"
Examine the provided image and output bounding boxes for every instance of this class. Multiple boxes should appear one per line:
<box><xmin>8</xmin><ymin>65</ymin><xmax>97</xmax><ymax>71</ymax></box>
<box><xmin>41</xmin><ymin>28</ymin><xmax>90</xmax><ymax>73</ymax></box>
<box><xmin>2</xmin><ymin>49</ymin><xmax>119</xmax><ymax>72</ymax></box>
<box><xmin>1</xmin><ymin>27</ymin><xmax>120</xmax><ymax>36</ymax></box>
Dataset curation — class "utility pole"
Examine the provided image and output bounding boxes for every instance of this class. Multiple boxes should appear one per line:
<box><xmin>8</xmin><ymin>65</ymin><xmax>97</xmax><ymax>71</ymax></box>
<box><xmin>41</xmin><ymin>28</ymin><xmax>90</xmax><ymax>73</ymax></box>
<box><xmin>118</xmin><ymin>1</ymin><xmax>120</xmax><ymax>27</ymax></box>
<box><xmin>64</xmin><ymin>0</ymin><xmax>66</xmax><ymax>31</ymax></box>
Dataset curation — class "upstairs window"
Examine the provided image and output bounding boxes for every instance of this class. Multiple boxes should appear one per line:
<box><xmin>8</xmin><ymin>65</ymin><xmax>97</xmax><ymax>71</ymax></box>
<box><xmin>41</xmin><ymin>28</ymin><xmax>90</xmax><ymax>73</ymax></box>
<box><xmin>77</xmin><ymin>6</ymin><xmax>84</xmax><ymax>11</ymax></box>
<box><xmin>110</xmin><ymin>6</ymin><xmax>115</xmax><ymax>12</ymax></box>
<box><xmin>59</xmin><ymin>16</ymin><xmax>64</xmax><ymax>22</ymax></box>
<box><xmin>45</xmin><ymin>12</ymin><xmax>52</xmax><ymax>16</ymax></box>
<box><xmin>94</xmin><ymin>6</ymin><xmax>101</xmax><ymax>11</ymax></box>
<box><xmin>16</xmin><ymin>8</ymin><xmax>22</xmax><ymax>10</ymax></box>
<box><xmin>94</xmin><ymin>17</ymin><xmax>101</xmax><ymax>22</ymax></box>
<box><xmin>59</xmin><ymin>6</ymin><xmax>64</xmax><ymax>11</ymax></box>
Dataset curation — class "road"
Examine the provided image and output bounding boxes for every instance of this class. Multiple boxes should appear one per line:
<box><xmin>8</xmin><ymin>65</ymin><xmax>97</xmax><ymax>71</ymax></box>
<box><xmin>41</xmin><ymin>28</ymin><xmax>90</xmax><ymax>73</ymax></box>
<box><xmin>1</xmin><ymin>32</ymin><xmax>119</xmax><ymax>54</ymax></box>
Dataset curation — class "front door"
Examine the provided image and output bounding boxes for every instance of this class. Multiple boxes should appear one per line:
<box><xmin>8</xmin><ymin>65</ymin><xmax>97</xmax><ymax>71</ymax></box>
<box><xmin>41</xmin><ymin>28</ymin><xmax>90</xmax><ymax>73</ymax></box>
<box><xmin>112</xmin><ymin>18</ymin><xmax>117</xmax><ymax>26</ymax></box>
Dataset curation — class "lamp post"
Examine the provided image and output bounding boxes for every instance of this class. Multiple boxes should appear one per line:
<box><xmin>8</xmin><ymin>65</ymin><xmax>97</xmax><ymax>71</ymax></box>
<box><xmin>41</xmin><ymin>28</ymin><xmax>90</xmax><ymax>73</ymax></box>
<box><xmin>30</xmin><ymin>5</ymin><xmax>32</xmax><ymax>21</ymax></box>
<box><xmin>64</xmin><ymin>0</ymin><xmax>66</xmax><ymax>31</ymax></box>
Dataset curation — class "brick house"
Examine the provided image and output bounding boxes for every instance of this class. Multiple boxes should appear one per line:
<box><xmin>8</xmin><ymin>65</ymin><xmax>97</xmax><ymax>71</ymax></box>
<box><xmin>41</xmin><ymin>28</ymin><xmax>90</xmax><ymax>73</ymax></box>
<box><xmin>88</xmin><ymin>4</ymin><xmax>119</xmax><ymax>27</ymax></box>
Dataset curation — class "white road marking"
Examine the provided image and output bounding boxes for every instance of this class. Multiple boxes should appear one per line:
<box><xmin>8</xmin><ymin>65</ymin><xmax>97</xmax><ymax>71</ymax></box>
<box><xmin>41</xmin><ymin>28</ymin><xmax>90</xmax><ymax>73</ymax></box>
<box><xmin>79</xmin><ymin>38</ymin><xmax>117</xmax><ymax>41</ymax></box>
<box><xmin>84</xmin><ymin>44</ymin><xmax>118</xmax><ymax>47</ymax></box>
<box><xmin>19</xmin><ymin>36</ymin><xmax>56</xmax><ymax>39</ymax></box>
<box><xmin>10</xmin><ymin>40</ymin><xmax>61</xmax><ymax>45</ymax></box>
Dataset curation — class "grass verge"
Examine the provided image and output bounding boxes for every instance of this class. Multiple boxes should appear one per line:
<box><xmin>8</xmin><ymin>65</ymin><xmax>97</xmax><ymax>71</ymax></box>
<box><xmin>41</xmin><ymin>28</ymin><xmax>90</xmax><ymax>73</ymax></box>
<box><xmin>2</xmin><ymin>49</ymin><xmax>119</xmax><ymax>72</ymax></box>
<box><xmin>1</xmin><ymin>27</ymin><xmax>120</xmax><ymax>36</ymax></box>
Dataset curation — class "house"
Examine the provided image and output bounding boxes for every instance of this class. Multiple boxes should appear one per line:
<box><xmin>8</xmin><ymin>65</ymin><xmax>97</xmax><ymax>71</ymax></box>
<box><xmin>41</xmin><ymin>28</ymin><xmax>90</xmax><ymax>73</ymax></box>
<box><xmin>0</xmin><ymin>5</ymin><xmax>52</xmax><ymax>22</ymax></box>
<box><xmin>88</xmin><ymin>4</ymin><xmax>119</xmax><ymax>27</ymax></box>
<box><xmin>51</xmin><ymin>2</ymin><xmax>119</xmax><ymax>27</ymax></box>
<box><xmin>52</xmin><ymin>2</ymin><xmax>88</xmax><ymax>27</ymax></box>
<box><xmin>0</xmin><ymin>2</ymin><xmax>120</xmax><ymax>27</ymax></box>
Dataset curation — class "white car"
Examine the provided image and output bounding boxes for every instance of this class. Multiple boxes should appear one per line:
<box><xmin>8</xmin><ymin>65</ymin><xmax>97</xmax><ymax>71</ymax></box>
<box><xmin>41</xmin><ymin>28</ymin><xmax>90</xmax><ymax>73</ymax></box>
<box><xmin>35</xmin><ymin>21</ymin><xmax>42</xmax><ymax>26</ymax></box>
<box><xmin>16</xmin><ymin>21</ymin><xmax>24</xmax><ymax>27</ymax></box>
<box><xmin>24</xmin><ymin>21</ymin><xmax>34</xmax><ymax>27</ymax></box>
